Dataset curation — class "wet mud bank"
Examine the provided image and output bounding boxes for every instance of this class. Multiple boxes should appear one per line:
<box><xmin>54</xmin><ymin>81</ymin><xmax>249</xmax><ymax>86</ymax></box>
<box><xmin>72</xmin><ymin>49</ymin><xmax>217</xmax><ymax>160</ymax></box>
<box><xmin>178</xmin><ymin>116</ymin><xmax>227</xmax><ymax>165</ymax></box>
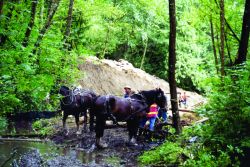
<box><xmin>1</xmin><ymin>125</ymin><xmax>162</xmax><ymax>167</ymax></box>
<box><xmin>50</xmin><ymin>126</ymin><xmax>161</xmax><ymax>166</ymax></box>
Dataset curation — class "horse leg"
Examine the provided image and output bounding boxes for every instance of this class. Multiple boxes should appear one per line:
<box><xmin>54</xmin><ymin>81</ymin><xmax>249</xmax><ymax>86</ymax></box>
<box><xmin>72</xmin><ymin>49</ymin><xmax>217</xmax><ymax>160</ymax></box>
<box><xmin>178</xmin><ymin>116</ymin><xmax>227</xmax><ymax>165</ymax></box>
<box><xmin>63</xmin><ymin>112</ymin><xmax>68</xmax><ymax>129</ymax></box>
<box><xmin>89</xmin><ymin>109</ymin><xmax>95</xmax><ymax>132</ymax></box>
<box><xmin>95</xmin><ymin>114</ymin><xmax>107</xmax><ymax>148</ymax></box>
<box><xmin>75</xmin><ymin>113</ymin><xmax>81</xmax><ymax>135</ymax></box>
<box><xmin>82</xmin><ymin>110</ymin><xmax>87</xmax><ymax>133</ymax></box>
<box><xmin>62</xmin><ymin>113</ymin><xmax>69</xmax><ymax>135</ymax></box>
<box><xmin>133</xmin><ymin>118</ymin><xmax>140</xmax><ymax>139</ymax></box>
<box><xmin>127</xmin><ymin>118</ymin><xmax>140</xmax><ymax>146</ymax></box>
<box><xmin>127</xmin><ymin>119</ymin><xmax>133</xmax><ymax>142</ymax></box>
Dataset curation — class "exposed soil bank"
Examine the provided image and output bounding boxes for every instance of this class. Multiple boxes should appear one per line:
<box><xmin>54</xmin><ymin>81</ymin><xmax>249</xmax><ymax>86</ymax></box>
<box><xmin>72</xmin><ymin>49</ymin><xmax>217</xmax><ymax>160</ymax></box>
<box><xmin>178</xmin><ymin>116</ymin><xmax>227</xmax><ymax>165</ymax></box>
<box><xmin>78</xmin><ymin>57</ymin><xmax>205</xmax><ymax>109</ymax></box>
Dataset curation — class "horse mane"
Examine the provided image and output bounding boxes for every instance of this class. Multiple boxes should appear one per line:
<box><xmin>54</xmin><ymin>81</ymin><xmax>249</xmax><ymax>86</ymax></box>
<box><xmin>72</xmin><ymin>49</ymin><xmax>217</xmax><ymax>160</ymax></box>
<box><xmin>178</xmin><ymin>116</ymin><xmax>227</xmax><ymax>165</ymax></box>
<box><xmin>130</xmin><ymin>94</ymin><xmax>144</xmax><ymax>100</ymax></box>
<box><xmin>61</xmin><ymin>85</ymin><xmax>70</xmax><ymax>90</ymax></box>
<box><xmin>59</xmin><ymin>85</ymin><xmax>71</xmax><ymax>96</ymax></box>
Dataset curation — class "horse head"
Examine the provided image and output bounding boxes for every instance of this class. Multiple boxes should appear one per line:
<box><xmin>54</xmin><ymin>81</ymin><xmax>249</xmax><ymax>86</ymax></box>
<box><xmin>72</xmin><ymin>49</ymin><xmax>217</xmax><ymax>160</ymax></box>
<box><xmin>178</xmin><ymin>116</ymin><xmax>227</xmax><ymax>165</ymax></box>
<box><xmin>137</xmin><ymin>88</ymin><xmax>166</xmax><ymax>108</ymax></box>
<box><xmin>59</xmin><ymin>86</ymin><xmax>70</xmax><ymax>97</ymax></box>
<box><xmin>155</xmin><ymin>88</ymin><xmax>166</xmax><ymax>108</ymax></box>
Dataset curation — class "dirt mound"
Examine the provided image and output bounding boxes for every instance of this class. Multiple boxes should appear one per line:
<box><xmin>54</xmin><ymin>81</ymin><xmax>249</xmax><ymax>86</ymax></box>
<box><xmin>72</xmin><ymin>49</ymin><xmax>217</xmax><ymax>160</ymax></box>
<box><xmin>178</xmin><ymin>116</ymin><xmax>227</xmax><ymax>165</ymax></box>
<box><xmin>78</xmin><ymin>57</ymin><xmax>204</xmax><ymax>109</ymax></box>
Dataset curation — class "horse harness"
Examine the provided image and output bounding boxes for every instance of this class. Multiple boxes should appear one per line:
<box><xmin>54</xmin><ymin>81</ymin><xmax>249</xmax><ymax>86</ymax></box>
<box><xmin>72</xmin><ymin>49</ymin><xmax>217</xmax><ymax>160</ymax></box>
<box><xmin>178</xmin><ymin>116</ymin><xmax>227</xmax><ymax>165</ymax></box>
<box><xmin>61</xmin><ymin>88</ymin><xmax>93</xmax><ymax>107</ymax></box>
<box><xmin>104</xmin><ymin>95</ymin><xmax>148</xmax><ymax>125</ymax></box>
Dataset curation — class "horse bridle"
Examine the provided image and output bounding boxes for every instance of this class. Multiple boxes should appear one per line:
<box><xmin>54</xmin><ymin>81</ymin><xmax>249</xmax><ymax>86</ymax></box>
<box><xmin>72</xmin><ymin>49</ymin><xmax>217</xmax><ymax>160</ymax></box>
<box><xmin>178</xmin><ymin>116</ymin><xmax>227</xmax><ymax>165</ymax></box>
<box><xmin>139</xmin><ymin>91</ymin><xmax>165</xmax><ymax>109</ymax></box>
<box><xmin>60</xmin><ymin>89</ymin><xmax>75</xmax><ymax>105</ymax></box>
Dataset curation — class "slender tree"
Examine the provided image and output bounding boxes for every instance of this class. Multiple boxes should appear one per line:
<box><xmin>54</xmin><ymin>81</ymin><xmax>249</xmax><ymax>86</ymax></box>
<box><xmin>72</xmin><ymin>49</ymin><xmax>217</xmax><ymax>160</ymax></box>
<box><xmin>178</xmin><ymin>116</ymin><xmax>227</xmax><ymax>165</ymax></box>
<box><xmin>0</xmin><ymin>4</ymin><xmax>14</xmax><ymax>46</ymax></box>
<box><xmin>214</xmin><ymin>0</ymin><xmax>240</xmax><ymax>43</ymax></box>
<box><xmin>22</xmin><ymin>0</ymin><xmax>38</xmax><ymax>47</ymax></box>
<box><xmin>168</xmin><ymin>0</ymin><xmax>181</xmax><ymax>134</ymax></box>
<box><xmin>219</xmin><ymin>0</ymin><xmax>225</xmax><ymax>76</ymax></box>
<box><xmin>225</xmin><ymin>33</ymin><xmax>233</xmax><ymax>65</ymax></box>
<box><xmin>140</xmin><ymin>37</ymin><xmax>148</xmax><ymax>69</ymax></box>
<box><xmin>235</xmin><ymin>0</ymin><xmax>250</xmax><ymax>65</ymax></box>
<box><xmin>0</xmin><ymin>0</ymin><xmax>3</xmax><ymax>15</ymax></box>
<box><xmin>39</xmin><ymin>0</ymin><xmax>45</xmax><ymax>29</ymax></box>
<box><xmin>32</xmin><ymin>0</ymin><xmax>60</xmax><ymax>55</ymax></box>
<box><xmin>63</xmin><ymin>0</ymin><xmax>74</xmax><ymax>50</ymax></box>
<box><xmin>210</xmin><ymin>16</ymin><xmax>219</xmax><ymax>74</ymax></box>
<box><xmin>102</xmin><ymin>26</ymin><xmax>110</xmax><ymax>58</ymax></box>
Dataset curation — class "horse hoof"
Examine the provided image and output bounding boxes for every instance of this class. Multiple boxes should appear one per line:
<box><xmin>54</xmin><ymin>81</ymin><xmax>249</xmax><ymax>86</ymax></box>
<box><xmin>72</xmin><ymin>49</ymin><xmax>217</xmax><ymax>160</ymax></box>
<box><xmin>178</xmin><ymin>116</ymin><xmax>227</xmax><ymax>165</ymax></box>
<box><xmin>89</xmin><ymin>126</ymin><xmax>95</xmax><ymax>132</ymax></box>
<box><xmin>63</xmin><ymin>129</ymin><xmax>69</xmax><ymax>136</ymax></box>
<box><xmin>128</xmin><ymin>138</ymin><xmax>138</xmax><ymax>146</ymax></box>
<box><xmin>76</xmin><ymin>131</ymin><xmax>82</xmax><ymax>135</ymax></box>
<box><xmin>96</xmin><ymin>142</ymin><xmax>108</xmax><ymax>149</ymax></box>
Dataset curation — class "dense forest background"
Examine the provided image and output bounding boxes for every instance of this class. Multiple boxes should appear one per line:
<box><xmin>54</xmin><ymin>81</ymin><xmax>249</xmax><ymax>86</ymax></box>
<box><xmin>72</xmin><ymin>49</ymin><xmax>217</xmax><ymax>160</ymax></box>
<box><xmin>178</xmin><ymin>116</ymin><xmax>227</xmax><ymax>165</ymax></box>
<box><xmin>0</xmin><ymin>0</ymin><xmax>248</xmax><ymax>113</ymax></box>
<box><xmin>0</xmin><ymin>0</ymin><xmax>249</xmax><ymax>166</ymax></box>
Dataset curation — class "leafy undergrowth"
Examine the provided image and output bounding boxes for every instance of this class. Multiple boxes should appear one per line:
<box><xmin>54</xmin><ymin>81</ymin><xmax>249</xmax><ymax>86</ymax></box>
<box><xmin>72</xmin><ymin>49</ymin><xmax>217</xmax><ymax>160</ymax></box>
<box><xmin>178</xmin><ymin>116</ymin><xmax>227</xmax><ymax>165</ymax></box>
<box><xmin>139</xmin><ymin>125</ymin><xmax>234</xmax><ymax>167</ymax></box>
<box><xmin>139</xmin><ymin>140</ymin><xmax>187</xmax><ymax>166</ymax></box>
<box><xmin>32</xmin><ymin>117</ymin><xmax>60</xmax><ymax>137</ymax></box>
<box><xmin>0</xmin><ymin>116</ymin><xmax>8</xmax><ymax>135</ymax></box>
<box><xmin>139</xmin><ymin>63</ymin><xmax>250</xmax><ymax>167</ymax></box>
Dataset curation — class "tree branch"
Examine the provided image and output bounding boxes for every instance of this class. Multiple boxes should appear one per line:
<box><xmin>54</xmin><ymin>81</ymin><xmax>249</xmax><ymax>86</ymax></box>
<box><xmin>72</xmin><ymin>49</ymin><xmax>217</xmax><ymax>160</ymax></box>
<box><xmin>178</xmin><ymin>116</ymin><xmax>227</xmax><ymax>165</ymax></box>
<box><xmin>22</xmin><ymin>0</ymin><xmax>38</xmax><ymax>47</ymax></box>
<box><xmin>32</xmin><ymin>0</ymin><xmax>61</xmax><ymax>55</ymax></box>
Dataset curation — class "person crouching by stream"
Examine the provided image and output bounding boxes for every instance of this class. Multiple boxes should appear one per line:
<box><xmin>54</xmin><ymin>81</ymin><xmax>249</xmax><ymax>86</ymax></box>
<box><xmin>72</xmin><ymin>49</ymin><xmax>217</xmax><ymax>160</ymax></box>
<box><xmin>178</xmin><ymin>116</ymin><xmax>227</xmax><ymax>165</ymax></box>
<box><xmin>138</xmin><ymin>103</ymin><xmax>158</xmax><ymax>141</ymax></box>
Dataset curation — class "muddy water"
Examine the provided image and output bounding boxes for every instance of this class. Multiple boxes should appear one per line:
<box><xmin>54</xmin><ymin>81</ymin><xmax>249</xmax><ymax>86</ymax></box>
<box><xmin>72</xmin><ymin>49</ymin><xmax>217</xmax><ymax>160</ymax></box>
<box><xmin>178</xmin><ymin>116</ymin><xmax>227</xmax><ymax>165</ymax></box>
<box><xmin>1</xmin><ymin>117</ymin><xmax>159</xmax><ymax>167</ymax></box>
<box><xmin>0</xmin><ymin>139</ymin><xmax>141</xmax><ymax>167</ymax></box>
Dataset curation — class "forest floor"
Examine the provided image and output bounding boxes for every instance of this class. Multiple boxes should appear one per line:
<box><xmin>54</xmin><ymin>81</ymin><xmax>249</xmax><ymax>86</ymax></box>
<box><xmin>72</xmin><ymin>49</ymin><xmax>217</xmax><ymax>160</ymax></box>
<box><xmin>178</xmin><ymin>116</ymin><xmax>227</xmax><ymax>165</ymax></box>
<box><xmin>47</xmin><ymin>113</ymin><xmax>200</xmax><ymax>166</ymax></box>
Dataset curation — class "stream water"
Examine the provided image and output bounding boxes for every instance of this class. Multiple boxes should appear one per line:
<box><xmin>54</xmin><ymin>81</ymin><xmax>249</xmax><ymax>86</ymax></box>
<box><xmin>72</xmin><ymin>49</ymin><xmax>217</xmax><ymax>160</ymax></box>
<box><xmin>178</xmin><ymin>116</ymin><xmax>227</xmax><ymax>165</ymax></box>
<box><xmin>1</xmin><ymin>114</ymin><xmax>157</xmax><ymax>167</ymax></box>
<box><xmin>0</xmin><ymin>140</ymin><xmax>128</xmax><ymax>167</ymax></box>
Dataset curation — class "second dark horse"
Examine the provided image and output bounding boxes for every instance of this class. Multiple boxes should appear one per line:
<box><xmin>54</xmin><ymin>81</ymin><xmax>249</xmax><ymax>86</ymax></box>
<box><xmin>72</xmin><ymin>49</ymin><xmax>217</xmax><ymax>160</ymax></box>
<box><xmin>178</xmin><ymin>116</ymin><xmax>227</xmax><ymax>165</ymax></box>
<box><xmin>93</xmin><ymin>88</ymin><xmax>167</xmax><ymax>148</ymax></box>
<box><xmin>59</xmin><ymin>86</ymin><xmax>97</xmax><ymax>134</ymax></box>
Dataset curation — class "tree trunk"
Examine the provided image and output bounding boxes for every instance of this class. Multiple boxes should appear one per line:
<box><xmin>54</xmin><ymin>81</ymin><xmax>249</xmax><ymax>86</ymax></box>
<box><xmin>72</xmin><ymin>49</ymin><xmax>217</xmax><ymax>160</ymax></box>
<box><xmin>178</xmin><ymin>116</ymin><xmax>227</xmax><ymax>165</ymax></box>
<box><xmin>225</xmin><ymin>33</ymin><xmax>233</xmax><ymax>65</ymax></box>
<box><xmin>225</xmin><ymin>18</ymin><xmax>240</xmax><ymax>43</ymax></box>
<box><xmin>235</xmin><ymin>0</ymin><xmax>250</xmax><ymax>65</ymax></box>
<box><xmin>0</xmin><ymin>5</ymin><xmax>14</xmax><ymax>46</ymax></box>
<box><xmin>0</xmin><ymin>0</ymin><xmax>4</xmax><ymax>15</ymax></box>
<box><xmin>63</xmin><ymin>0</ymin><xmax>74</xmax><ymax>50</ymax></box>
<box><xmin>22</xmin><ymin>0</ymin><xmax>38</xmax><ymax>47</ymax></box>
<box><xmin>168</xmin><ymin>0</ymin><xmax>181</xmax><ymax>134</ymax></box>
<box><xmin>32</xmin><ymin>0</ymin><xmax>60</xmax><ymax>55</ymax></box>
<box><xmin>214</xmin><ymin>0</ymin><xmax>240</xmax><ymax>43</ymax></box>
<box><xmin>210</xmin><ymin>16</ymin><xmax>219</xmax><ymax>74</ymax></box>
<box><xmin>140</xmin><ymin>38</ymin><xmax>148</xmax><ymax>69</ymax></box>
<box><xmin>102</xmin><ymin>27</ymin><xmax>110</xmax><ymax>58</ymax></box>
<box><xmin>219</xmin><ymin>0</ymin><xmax>225</xmax><ymax>76</ymax></box>
<box><xmin>216</xmin><ymin>30</ymin><xmax>221</xmax><ymax>63</ymax></box>
<box><xmin>40</xmin><ymin>0</ymin><xmax>44</xmax><ymax>29</ymax></box>
<box><xmin>46</xmin><ymin>0</ymin><xmax>52</xmax><ymax>18</ymax></box>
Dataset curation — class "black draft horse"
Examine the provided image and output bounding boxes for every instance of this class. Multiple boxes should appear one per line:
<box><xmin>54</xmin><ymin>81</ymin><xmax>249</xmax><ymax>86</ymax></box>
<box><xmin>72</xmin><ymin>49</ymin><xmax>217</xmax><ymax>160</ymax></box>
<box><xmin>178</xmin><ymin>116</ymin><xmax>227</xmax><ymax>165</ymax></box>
<box><xmin>93</xmin><ymin>88</ymin><xmax>166</xmax><ymax>148</ymax></box>
<box><xmin>59</xmin><ymin>86</ymin><xmax>97</xmax><ymax>134</ymax></box>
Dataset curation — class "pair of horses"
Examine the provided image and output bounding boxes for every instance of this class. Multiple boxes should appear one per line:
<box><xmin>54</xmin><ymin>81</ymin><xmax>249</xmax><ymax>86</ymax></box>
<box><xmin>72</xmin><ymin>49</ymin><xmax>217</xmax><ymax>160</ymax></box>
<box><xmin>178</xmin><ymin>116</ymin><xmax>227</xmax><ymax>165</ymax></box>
<box><xmin>59</xmin><ymin>86</ymin><xmax>167</xmax><ymax>148</ymax></box>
